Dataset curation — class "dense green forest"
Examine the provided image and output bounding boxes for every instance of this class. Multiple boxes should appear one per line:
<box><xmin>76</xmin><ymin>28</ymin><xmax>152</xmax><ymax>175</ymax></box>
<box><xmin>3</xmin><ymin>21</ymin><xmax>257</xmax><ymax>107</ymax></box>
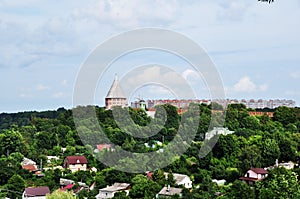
<box><xmin>0</xmin><ymin>103</ymin><xmax>300</xmax><ymax>198</ymax></box>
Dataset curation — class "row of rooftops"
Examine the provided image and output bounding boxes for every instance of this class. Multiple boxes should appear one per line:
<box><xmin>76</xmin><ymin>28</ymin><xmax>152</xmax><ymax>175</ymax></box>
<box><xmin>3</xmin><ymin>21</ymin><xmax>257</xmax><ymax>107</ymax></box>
<box><xmin>105</xmin><ymin>76</ymin><xmax>296</xmax><ymax>110</ymax></box>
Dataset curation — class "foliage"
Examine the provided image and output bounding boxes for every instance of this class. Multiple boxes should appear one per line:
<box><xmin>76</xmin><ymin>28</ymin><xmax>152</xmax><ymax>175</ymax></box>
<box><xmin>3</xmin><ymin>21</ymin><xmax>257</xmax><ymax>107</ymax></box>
<box><xmin>0</xmin><ymin>104</ymin><xmax>299</xmax><ymax>198</ymax></box>
<box><xmin>46</xmin><ymin>190</ymin><xmax>76</xmax><ymax>199</ymax></box>
<box><xmin>256</xmin><ymin>167</ymin><xmax>300</xmax><ymax>198</ymax></box>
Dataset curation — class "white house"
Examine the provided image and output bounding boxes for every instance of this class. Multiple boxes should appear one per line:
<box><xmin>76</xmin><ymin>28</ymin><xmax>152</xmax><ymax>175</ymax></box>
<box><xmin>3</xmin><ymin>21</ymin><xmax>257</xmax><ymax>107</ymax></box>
<box><xmin>95</xmin><ymin>183</ymin><xmax>130</xmax><ymax>199</ymax></box>
<box><xmin>239</xmin><ymin>168</ymin><xmax>268</xmax><ymax>185</ymax></box>
<box><xmin>164</xmin><ymin>173</ymin><xmax>192</xmax><ymax>189</ymax></box>
<box><xmin>22</xmin><ymin>186</ymin><xmax>50</xmax><ymax>199</ymax></box>
<box><xmin>21</xmin><ymin>158</ymin><xmax>36</xmax><ymax>166</ymax></box>
<box><xmin>63</xmin><ymin>156</ymin><xmax>87</xmax><ymax>173</ymax></box>
<box><xmin>46</xmin><ymin>156</ymin><xmax>59</xmax><ymax>163</ymax></box>
<box><xmin>212</xmin><ymin>179</ymin><xmax>226</xmax><ymax>186</ymax></box>
<box><xmin>156</xmin><ymin>186</ymin><xmax>183</xmax><ymax>198</ymax></box>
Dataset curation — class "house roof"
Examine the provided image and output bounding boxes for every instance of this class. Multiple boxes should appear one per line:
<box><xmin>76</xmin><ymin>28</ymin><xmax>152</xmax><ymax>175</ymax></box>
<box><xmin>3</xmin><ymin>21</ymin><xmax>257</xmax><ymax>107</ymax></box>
<box><xmin>22</xmin><ymin>164</ymin><xmax>38</xmax><ymax>171</ymax></box>
<box><xmin>105</xmin><ymin>75</ymin><xmax>126</xmax><ymax>99</ymax></box>
<box><xmin>21</xmin><ymin>157</ymin><xmax>36</xmax><ymax>166</ymax></box>
<box><xmin>96</xmin><ymin>144</ymin><xmax>114</xmax><ymax>151</ymax></box>
<box><xmin>250</xmin><ymin>168</ymin><xmax>268</xmax><ymax>174</ymax></box>
<box><xmin>158</xmin><ymin>187</ymin><xmax>182</xmax><ymax>196</ymax></box>
<box><xmin>146</xmin><ymin>171</ymin><xmax>153</xmax><ymax>179</ymax></box>
<box><xmin>100</xmin><ymin>183</ymin><xmax>130</xmax><ymax>192</ymax></box>
<box><xmin>164</xmin><ymin>172</ymin><xmax>190</xmax><ymax>184</ymax></box>
<box><xmin>24</xmin><ymin>186</ymin><xmax>50</xmax><ymax>197</ymax></box>
<box><xmin>65</xmin><ymin>156</ymin><xmax>87</xmax><ymax>164</ymax></box>
<box><xmin>239</xmin><ymin>177</ymin><xmax>264</xmax><ymax>182</ymax></box>
<box><xmin>61</xmin><ymin>184</ymin><xmax>75</xmax><ymax>191</ymax></box>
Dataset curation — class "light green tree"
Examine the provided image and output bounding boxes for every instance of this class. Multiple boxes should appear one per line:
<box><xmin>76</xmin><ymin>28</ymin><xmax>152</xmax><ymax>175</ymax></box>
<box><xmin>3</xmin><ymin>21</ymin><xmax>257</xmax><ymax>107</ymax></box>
<box><xmin>46</xmin><ymin>190</ymin><xmax>76</xmax><ymax>199</ymax></box>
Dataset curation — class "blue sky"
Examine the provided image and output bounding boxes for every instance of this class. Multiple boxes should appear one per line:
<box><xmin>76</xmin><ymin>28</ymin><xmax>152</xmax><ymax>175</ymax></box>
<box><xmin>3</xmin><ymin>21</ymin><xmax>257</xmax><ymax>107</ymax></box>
<box><xmin>0</xmin><ymin>0</ymin><xmax>300</xmax><ymax>112</ymax></box>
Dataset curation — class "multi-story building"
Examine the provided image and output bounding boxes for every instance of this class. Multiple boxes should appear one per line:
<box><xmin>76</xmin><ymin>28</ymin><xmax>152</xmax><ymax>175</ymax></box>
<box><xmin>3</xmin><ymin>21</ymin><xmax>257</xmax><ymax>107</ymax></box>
<box><xmin>131</xmin><ymin>99</ymin><xmax>296</xmax><ymax>110</ymax></box>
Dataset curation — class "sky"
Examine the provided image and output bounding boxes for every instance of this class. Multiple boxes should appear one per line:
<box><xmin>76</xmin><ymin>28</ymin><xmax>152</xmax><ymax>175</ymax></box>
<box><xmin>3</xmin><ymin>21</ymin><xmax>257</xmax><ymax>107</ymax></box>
<box><xmin>0</xmin><ymin>0</ymin><xmax>300</xmax><ymax>113</ymax></box>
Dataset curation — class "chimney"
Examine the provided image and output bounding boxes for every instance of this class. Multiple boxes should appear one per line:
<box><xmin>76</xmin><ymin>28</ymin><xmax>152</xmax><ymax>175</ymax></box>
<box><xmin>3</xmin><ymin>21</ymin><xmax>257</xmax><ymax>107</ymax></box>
<box><xmin>167</xmin><ymin>185</ymin><xmax>170</xmax><ymax>192</ymax></box>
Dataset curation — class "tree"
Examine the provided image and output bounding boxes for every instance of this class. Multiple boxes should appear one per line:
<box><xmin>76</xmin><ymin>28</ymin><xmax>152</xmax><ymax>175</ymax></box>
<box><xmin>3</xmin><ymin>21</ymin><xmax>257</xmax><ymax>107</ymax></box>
<box><xmin>46</xmin><ymin>190</ymin><xmax>76</xmax><ymax>199</ymax></box>
<box><xmin>239</xmin><ymin>145</ymin><xmax>262</xmax><ymax>173</ymax></box>
<box><xmin>130</xmin><ymin>174</ymin><xmax>161</xmax><ymax>199</ymax></box>
<box><xmin>5</xmin><ymin>174</ymin><xmax>25</xmax><ymax>199</ymax></box>
<box><xmin>241</xmin><ymin>116</ymin><xmax>261</xmax><ymax>131</ymax></box>
<box><xmin>226</xmin><ymin>180</ymin><xmax>255</xmax><ymax>199</ymax></box>
<box><xmin>273</xmin><ymin>106</ymin><xmax>297</xmax><ymax>127</ymax></box>
<box><xmin>260</xmin><ymin>138</ymin><xmax>280</xmax><ymax>166</ymax></box>
<box><xmin>0</xmin><ymin>129</ymin><xmax>26</xmax><ymax>156</ymax></box>
<box><xmin>256</xmin><ymin>167</ymin><xmax>300</xmax><ymax>198</ymax></box>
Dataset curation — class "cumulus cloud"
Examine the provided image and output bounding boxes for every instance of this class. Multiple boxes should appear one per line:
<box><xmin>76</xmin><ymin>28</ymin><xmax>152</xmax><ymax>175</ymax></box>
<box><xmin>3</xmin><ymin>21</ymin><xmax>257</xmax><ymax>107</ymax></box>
<box><xmin>52</xmin><ymin>92</ymin><xmax>65</xmax><ymax>99</ymax></box>
<box><xmin>72</xmin><ymin>0</ymin><xmax>179</xmax><ymax>28</ymax></box>
<box><xmin>232</xmin><ymin>76</ymin><xmax>268</xmax><ymax>92</ymax></box>
<box><xmin>217</xmin><ymin>1</ymin><xmax>252</xmax><ymax>21</ymax></box>
<box><xmin>36</xmin><ymin>84</ymin><xmax>50</xmax><ymax>91</ymax></box>
<box><xmin>182</xmin><ymin>69</ymin><xmax>200</xmax><ymax>80</ymax></box>
<box><xmin>290</xmin><ymin>71</ymin><xmax>300</xmax><ymax>79</ymax></box>
<box><xmin>61</xmin><ymin>80</ymin><xmax>68</xmax><ymax>87</ymax></box>
<box><xmin>121</xmin><ymin>65</ymin><xmax>197</xmax><ymax>99</ymax></box>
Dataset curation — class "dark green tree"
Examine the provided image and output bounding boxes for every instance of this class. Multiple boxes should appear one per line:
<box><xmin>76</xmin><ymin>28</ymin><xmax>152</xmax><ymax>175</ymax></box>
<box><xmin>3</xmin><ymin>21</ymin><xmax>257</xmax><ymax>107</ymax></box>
<box><xmin>5</xmin><ymin>174</ymin><xmax>25</xmax><ymax>199</ymax></box>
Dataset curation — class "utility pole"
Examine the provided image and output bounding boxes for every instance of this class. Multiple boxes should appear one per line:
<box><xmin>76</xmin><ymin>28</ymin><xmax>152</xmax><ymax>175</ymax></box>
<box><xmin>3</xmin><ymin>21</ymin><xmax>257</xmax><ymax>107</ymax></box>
<box><xmin>40</xmin><ymin>159</ymin><xmax>43</xmax><ymax>170</ymax></box>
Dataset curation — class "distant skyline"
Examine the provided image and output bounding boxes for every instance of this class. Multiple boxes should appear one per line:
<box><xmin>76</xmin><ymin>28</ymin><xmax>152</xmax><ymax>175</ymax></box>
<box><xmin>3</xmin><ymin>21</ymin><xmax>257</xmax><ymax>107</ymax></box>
<box><xmin>0</xmin><ymin>0</ymin><xmax>300</xmax><ymax>113</ymax></box>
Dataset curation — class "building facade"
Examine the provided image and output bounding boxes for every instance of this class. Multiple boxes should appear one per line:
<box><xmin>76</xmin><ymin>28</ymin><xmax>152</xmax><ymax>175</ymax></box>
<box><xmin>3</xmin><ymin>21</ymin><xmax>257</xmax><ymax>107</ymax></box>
<box><xmin>131</xmin><ymin>99</ymin><xmax>296</xmax><ymax>110</ymax></box>
<box><xmin>63</xmin><ymin>156</ymin><xmax>87</xmax><ymax>173</ymax></box>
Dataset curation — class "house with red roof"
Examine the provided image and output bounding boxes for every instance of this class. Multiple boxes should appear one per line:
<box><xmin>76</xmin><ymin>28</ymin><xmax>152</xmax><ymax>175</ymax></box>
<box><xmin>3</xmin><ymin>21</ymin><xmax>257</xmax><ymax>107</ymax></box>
<box><xmin>239</xmin><ymin>168</ymin><xmax>268</xmax><ymax>185</ymax></box>
<box><xmin>63</xmin><ymin>156</ymin><xmax>87</xmax><ymax>173</ymax></box>
<box><xmin>95</xmin><ymin>144</ymin><xmax>115</xmax><ymax>153</ymax></box>
<box><xmin>22</xmin><ymin>186</ymin><xmax>50</xmax><ymax>199</ymax></box>
<box><xmin>22</xmin><ymin>164</ymin><xmax>38</xmax><ymax>172</ymax></box>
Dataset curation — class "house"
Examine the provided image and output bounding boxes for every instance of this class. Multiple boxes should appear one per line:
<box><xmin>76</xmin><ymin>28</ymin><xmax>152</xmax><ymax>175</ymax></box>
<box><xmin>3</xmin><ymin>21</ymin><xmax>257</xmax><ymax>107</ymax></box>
<box><xmin>212</xmin><ymin>179</ymin><xmax>226</xmax><ymax>186</ymax></box>
<box><xmin>21</xmin><ymin>157</ymin><xmax>40</xmax><ymax>173</ymax></box>
<box><xmin>164</xmin><ymin>173</ymin><xmax>192</xmax><ymax>189</ymax></box>
<box><xmin>156</xmin><ymin>186</ymin><xmax>183</xmax><ymax>198</ymax></box>
<box><xmin>22</xmin><ymin>164</ymin><xmax>38</xmax><ymax>172</ymax></box>
<box><xmin>95</xmin><ymin>183</ymin><xmax>130</xmax><ymax>199</ymax></box>
<box><xmin>60</xmin><ymin>178</ymin><xmax>75</xmax><ymax>187</ymax></box>
<box><xmin>46</xmin><ymin>156</ymin><xmax>59</xmax><ymax>163</ymax></box>
<box><xmin>21</xmin><ymin>158</ymin><xmax>36</xmax><ymax>166</ymax></box>
<box><xmin>277</xmin><ymin>161</ymin><xmax>295</xmax><ymax>170</ymax></box>
<box><xmin>266</xmin><ymin>160</ymin><xmax>295</xmax><ymax>170</ymax></box>
<box><xmin>239</xmin><ymin>168</ymin><xmax>268</xmax><ymax>185</ymax></box>
<box><xmin>22</xmin><ymin>186</ymin><xmax>50</xmax><ymax>199</ymax></box>
<box><xmin>63</xmin><ymin>156</ymin><xmax>87</xmax><ymax>173</ymax></box>
<box><xmin>94</xmin><ymin>144</ymin><xmax>115</xmax><ymax>153</ymax></box>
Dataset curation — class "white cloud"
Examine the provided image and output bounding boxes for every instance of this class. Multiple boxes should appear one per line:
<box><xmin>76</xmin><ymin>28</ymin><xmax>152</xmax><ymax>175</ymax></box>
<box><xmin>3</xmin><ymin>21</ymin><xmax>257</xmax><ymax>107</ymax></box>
<box><xmin>1</xmin><ymin>0</ymin><xmax>300</xmax><ymax>111</ymax></box>
<box><xmin>285</xmin><ymin>90</ymin><xmax>300</xmax><ymax>96</ymax></box>
<box><xmin>232</xmin><ymin>76</ymin><xmax>268</xmax><ymax>92</ymax></box>
<box><xmin>148</xmin><ymin>86</ymin><xmax>173</xmax><ymax>95</ymax></box>
<box><xmin>121</xmin><ymin>65</ymin><xmax>197</xmax><ymax>99</ymax></box>
<box><xmin>290</xmin><ymin>71</ymin><xmax>300</xmax><ymax>79</ymax></box>
<box><xmin>217</xmin><ymin>1</ymin><xmax>252</xmax><ymax>21</ymax></box>
<box><xmin>19</xmin><ymin>93</ymin><xmax>33</xmax><ymax>98</ymax></box>
<box><xmin>52</xmin><ymin>92</ymin><xmax>65</xmax><ymax>99</ymax></box>
<box><xmin>35</xmin><ymin>84</ymin><xmax>50</xmax><ymax>91</ymax></box>
<box><xmin>61</xmin><ymin>80</ymin><xmax>68</xmax><ymax>87</ymax></box>
<box><xmin>182</xmin><ymin>69</ymin><xmax>200</xmax><ymax>80</ymax></box>
<box><xmin>72</xmin><ymin>0</ymin><xmax>179</xmax><ymax>28</ymax></box>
